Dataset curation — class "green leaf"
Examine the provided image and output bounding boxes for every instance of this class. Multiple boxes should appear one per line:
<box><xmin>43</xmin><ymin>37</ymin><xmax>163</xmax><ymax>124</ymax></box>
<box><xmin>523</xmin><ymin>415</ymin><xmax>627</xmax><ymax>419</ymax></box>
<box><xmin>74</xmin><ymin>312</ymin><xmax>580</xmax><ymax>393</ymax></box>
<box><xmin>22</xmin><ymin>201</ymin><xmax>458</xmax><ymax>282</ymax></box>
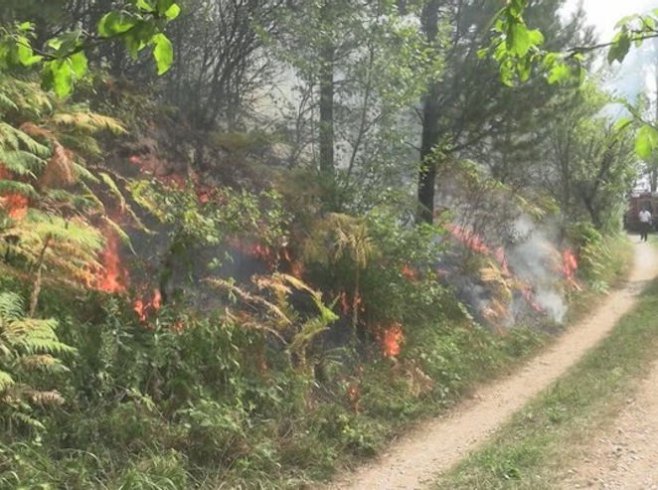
<box><xmin>69</xmin><ymin>51</ymin><xmax>88</xmax><ymax>78</ymax></box>
<box><xmin>608</xmin><ymin>31</ymin><xmax>631</xmax><ymax>64</ymax></box>
<box><xmin>547</xmin><ymin>62</ymin><xmax>570</xmax><ymax>84</ymax></box>
<box><xmin>613</xmin><ymin>117</ymin><xmax>632</xmax><ymax>132</ymax></box>
<box><xmin>43</xmin><ymin>60</ymin><xmax>74</xmax><ymax>97</ymax></box>
<box><xmin>16</xmin><ymin>41</ymin><xmax>41</xmax><ymax>66</ymax></box>
<box><xmin>152</xmin><ymin>33</ymin><xmax>173</xmax><ymax>75</ymax></box>
<box><xmin>164</xmin><ymin>3</ymin><xmax>181</xmax><ymax>20</ymax></box>
<box><xmin>98</xmin><ymin>12</ymin><xmax>138</xmax><ymax>38</ymax></box>
<box><xmin>509</xmin><ymin>23</ymin><xmax>532</xmax><ymax>56</ymax></box>
<box><xmin>527</xmin><ymin>29</ymin><xmax>544</xmax><ymax>47</ymax></box>
<box><xmin>635</xmin><ymin>124</ymin><xmax>658</xmax><ymax>159</ymax></box>
<box><xmin>156</xmin><ymin>0</ymin><xmax>175</xmax><ymax>13</ymax></box>
<box><xmin>134</xmin><ymin>0</ymin><xmax>155</xmax><ymax>12</ymax></box>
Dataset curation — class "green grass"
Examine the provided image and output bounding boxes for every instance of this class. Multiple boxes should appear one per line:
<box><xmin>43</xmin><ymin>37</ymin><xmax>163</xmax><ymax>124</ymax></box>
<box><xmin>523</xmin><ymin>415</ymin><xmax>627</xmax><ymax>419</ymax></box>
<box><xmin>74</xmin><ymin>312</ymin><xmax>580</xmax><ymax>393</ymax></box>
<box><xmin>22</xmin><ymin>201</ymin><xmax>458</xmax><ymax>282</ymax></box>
<box><xmin>435</xmin><ymin>274</ymin><xmax>658</xmax><ymax>489</ymax></box>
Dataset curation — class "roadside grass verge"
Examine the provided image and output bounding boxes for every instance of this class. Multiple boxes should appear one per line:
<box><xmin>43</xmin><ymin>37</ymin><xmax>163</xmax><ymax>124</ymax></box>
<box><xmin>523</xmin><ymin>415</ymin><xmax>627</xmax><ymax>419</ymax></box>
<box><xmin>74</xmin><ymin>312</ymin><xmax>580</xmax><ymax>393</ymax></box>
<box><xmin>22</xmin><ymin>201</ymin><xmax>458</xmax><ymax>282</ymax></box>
<box><xmin>435</xmin><ymin>275</ymin><xmax>658</xmax><ymax>489</ymax></box>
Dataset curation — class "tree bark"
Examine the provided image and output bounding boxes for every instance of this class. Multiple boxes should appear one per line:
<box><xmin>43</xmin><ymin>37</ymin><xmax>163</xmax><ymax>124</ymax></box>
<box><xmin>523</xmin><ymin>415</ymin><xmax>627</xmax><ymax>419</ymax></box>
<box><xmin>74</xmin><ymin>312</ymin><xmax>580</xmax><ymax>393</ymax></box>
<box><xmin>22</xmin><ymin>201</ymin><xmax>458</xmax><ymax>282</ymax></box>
<box><xmin>417</xmin><ymin>0</ymin><xmax>441</xmax><ymax>224</ymax></box>
<box><xmin>418</xmin><ymin>83</ymin><xmax>441</xmax><ymax>223</ymax></box>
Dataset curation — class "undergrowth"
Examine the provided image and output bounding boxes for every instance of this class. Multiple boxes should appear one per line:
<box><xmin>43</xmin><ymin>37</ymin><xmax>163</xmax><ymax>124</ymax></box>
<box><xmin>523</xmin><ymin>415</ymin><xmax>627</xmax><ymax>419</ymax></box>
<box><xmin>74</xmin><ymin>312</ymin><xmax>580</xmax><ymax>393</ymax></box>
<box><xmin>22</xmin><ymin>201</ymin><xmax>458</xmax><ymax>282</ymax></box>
<box><xmin>0</xmin><ymin>230</ymin><xmax>634</xmax><ymax>489</ymax></box>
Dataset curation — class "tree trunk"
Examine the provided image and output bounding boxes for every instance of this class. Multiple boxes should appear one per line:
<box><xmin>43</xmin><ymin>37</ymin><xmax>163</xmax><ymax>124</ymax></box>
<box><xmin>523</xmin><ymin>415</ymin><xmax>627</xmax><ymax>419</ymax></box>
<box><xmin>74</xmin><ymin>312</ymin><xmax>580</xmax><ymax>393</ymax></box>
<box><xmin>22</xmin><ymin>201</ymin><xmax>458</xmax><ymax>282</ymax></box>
<box><xmin>417</xmin><ymin>0</ymin><xmax>441</xmax><ymax>224</ymax></box>
<box><xmin>418</xmin><ymin>83</ymin><xmax>441</xmax><ymax>223</ymax></box>
<box><xmin>318</xmin><ymin>0</ymin><xmax>335</xmax><ymax>178</ymax></box>
<box><xmin>319</xmin><ymin>41</ymin><xmax>335</xmax><ymax>178</ymax></box>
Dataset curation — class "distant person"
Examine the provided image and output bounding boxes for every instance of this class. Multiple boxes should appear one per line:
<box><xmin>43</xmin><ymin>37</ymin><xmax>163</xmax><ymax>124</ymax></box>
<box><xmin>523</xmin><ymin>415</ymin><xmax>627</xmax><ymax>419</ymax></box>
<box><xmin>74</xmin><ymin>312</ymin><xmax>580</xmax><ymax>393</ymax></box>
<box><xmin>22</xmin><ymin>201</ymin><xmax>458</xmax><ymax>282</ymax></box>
<box><xmin>639</xmin><ymin>207</ymin><xmax>652</xmax><ymax>242</ymax></box>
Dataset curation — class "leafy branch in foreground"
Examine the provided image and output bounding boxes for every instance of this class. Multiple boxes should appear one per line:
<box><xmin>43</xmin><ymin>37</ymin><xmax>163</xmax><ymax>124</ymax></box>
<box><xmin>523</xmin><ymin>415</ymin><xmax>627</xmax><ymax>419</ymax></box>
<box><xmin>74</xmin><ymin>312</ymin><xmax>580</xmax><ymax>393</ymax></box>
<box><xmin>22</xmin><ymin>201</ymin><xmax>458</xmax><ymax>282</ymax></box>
<box><xmin>484</xmin><ymin>1</ymin><xmax>658</xmax><ymax>157</ymax></box>
<box><xmin>487</xmin><ymin>1</ymin><xmax>658</xmax><ymax>85</ymax></box>
<box><xmin>0</xmin><ymin>0</ymin><xmax>181</xmax><ymax>97</ymax></box>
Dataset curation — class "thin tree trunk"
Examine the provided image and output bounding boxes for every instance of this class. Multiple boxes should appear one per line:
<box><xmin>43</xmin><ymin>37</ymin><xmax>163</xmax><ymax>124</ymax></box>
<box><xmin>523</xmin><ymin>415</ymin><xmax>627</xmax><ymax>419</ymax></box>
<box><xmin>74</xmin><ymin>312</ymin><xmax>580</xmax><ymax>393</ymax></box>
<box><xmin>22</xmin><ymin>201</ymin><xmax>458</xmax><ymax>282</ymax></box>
<box><xmin>417</xmin><ymin>0</ymin><xmax>441</xmax><ymax>224</ymax></box>
<box><xmin>319</xmin><ymin>41</ymin><xmax>335</xmax><ymax>178</ymax></box>
<box><xmin>418</xmin><ymin>84</ymin><xmax>441</xmax><ymax>223</ymax></box>
<box><xmin>29</xmin><ymin>235</ymin><xmax>51</xmax><ymax>317</ymax></box>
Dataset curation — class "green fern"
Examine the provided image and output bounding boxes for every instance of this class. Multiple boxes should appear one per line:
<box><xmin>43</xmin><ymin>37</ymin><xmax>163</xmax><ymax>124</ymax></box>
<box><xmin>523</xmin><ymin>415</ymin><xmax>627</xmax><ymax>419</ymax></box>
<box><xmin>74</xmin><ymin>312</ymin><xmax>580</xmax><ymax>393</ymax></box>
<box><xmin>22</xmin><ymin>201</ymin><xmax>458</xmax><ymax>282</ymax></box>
<box><xmin>0</xmin><ymin>74</ymin><xmax>136</xmax><ymax>296</ymax></box>
<box><xmin>0</xmin><ymin>291</ymin><xmax>73</xmax><ymax>429</ymax></box>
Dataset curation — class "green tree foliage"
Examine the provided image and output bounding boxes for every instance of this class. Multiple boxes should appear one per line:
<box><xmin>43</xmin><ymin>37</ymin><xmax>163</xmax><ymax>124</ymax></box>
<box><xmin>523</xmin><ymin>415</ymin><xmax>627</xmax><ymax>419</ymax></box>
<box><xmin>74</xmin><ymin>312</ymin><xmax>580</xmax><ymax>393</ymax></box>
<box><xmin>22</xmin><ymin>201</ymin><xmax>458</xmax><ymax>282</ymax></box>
<box><xmin>268</xmin><ymin>0</ymin><xmax>440</xmax><ymax>209</ymax></box>
<box><xmin>0</xmin><ymin>0</ymin><xmax>180</xmax><ymax>96</ymax></box>
<box><xmin>415</xmin><ymin>0</ymin><xmax>591</xmax><ymax>222</ymax></box>
<box><xmin>487</xmin><ymin>0</ymin><xmax>658</xmax><ymax>158</ymax></box>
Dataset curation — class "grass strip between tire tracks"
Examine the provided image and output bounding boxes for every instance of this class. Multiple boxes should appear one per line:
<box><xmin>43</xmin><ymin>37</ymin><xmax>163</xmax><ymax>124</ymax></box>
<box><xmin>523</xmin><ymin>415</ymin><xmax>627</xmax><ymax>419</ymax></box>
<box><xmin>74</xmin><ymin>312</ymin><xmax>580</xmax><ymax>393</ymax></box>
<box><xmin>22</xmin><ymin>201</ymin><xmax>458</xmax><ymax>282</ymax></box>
<box><xmin>436</xmin><ymin>270</ymin><xmax>658</xmax><ymax>489</ymax></box>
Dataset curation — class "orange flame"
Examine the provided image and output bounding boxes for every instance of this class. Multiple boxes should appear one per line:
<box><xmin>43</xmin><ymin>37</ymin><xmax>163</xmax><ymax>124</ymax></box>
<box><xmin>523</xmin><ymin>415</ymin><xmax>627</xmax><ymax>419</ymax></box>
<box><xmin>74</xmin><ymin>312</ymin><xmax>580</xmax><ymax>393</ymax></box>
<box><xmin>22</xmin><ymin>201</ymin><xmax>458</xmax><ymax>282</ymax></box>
<box><xmin>2</xmin><ymin>193</ymin><xmax>28</xmax><ymax>219</ymax></box>
<box><xmin>96</xmin><ymin>232</ymin><xmax>128</xmax><ymax>293</ymax></box>
<box><xmin>133</xmin><ymin>289</ymin><xmax>162</xmax><ymax>322</ymax></box>
<box><xmin>346</xmin><ymin>382</ymin><xmax>361</xmax><ymax>413</ymax></box>
<box><xmin>447</xmin><ymin>224</ymin><xmax>490</xmax><ymax>255</ymax></box>
<box><xmin>493</xmin><ymin>247</ymin><xmax>510</xmax><ymax>275</ymax></box>
<box><xmin>520</xmin><ymin>284</ymin><xmax>544</xmax><ymax>313</ymax></box>
<box><xmin>401</xmin><ymin>264</ymin><xmax>418</xmax><ymax>281</ymax></box>
<box><xmin>281</xmin><ymin>246</ymin><xmax>305</xmax><ymax>278</ymax></box>
<box><xmin>228</xmin><ymin>237</ymin><xmax>277</xmax><ymax>269</ymax></box>
<box><xmin>380</xmin><ymin>323</ymin><xmax>404</xmax><ymax>358</ymax></box>
<box><xmin>0</xmin><ymin>165</ymin><xmax>29</xmax><ymax>220</ymax></box>
<box><xmin>562</xmin><ymin>249</ymin><xmax>578</xmax><ymax>279</ymax></box>
<box><xmin>561</xmin><ymin>248</ymin><xmax>581</xmax><ymax>291</ymax></box>
<box><xmin>171</xmin><ymin>320</ymin><xmax>185</xmax><ymax>334</ymax></box>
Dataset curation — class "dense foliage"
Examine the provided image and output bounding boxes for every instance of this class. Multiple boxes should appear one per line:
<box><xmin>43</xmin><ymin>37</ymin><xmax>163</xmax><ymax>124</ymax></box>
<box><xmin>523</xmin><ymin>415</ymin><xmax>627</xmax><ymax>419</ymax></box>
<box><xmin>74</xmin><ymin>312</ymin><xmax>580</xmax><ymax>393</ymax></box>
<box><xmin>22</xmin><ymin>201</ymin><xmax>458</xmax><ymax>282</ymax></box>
<box><xmin>0</xmin><ymin>0</ymin><xmax>644</xmax><ymax>487</ymax></box>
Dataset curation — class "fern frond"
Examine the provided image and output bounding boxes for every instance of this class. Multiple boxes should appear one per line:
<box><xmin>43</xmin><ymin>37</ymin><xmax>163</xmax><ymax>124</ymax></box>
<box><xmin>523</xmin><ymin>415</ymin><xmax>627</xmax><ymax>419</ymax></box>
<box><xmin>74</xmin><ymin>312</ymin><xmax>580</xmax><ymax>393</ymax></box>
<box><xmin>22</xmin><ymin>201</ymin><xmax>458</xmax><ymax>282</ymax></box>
<box><xmin>74</xmin><ymin>164</ymin><xmax>100</xmax><ymax>184</ymax></box>
<box><xmin>57</xmin><ymin>133</ymin><xmax>101</xmax><ymax>155</ymax></box>
<box><xmin>0</xmin><ymin>180</ymin><xmax>37</xmax><ymax>198</ymax></box>
<box><xmin>0</xmin><ymin>293</ymin><xmax>24</xmax><ymax>323</ymax></box>
<box><xmin>99</xmin><ymin>172</ymin><xmax>127</xmax><ymax>211</ymax></box>
<box><xmin>0</xmin><ymin>371</ymin><xmax>15</xmax><ymax>392</ymax></box>
<box><xmin>39</xmin><ymin>142</ymin><xmax>76</xmax><ymax>189</ymax></box>
<box><xmin>10</xmin><ymin>411</ymin><xmax>45</xmax><ymax>430</ymax></box>
<box><xmin>0</xmin><ymin>92</ymin><xmax>18</xmax><ymax>113</ymax></box>
<box><xmin>0</xmin><ymin>149</ymin><xmax>46</xmax><ymax>176</ymax></box>
<box><xmin>26</xmin><ymin>389</ymin><xmax>65</xmax><ymax>406</ymax></box>
<box><xmin>18</xmin><ymin>354</ymin><xmax>62</xmax><ymax>371</ymax></box>
<box><xmin>0</xmin><ymin>123</ymin><xmax>50</xmax><ymax>157</ymax></box>
<box><xmin>102</xmin><ymin>216</ymin><xmax>135</xmax><ymax>253</ymax></box>
<box><xmin>50</xmin><ymin>112</ymin><xmax>126</xmax><ymax>135</ymax></box>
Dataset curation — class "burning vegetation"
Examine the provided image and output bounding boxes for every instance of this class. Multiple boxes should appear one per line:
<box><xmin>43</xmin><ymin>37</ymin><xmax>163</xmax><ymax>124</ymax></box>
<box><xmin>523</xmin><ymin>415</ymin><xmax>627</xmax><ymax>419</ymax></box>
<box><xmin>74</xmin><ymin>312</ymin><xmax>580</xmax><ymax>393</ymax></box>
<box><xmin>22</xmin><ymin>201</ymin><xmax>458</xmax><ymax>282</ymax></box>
<box><xmin>95</xmin><ymin>231</ymin><xmax>128</xmax><ymax>294</ymax></box>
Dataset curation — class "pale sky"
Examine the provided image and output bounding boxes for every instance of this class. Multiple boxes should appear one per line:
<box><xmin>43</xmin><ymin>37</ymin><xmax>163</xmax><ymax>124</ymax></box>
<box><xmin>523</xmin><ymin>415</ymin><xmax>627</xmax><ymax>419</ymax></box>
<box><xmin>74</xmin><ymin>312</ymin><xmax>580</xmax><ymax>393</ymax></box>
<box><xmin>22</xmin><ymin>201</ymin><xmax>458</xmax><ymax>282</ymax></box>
<box><xmin>563</xmin><ymin>0</ymin><xmax>657</xmax><ymax>40</ymax></box>
<box><xmin>561</xmin><ymin>0</ymin><xmax>658</xmax><ymax>101</ymax></box>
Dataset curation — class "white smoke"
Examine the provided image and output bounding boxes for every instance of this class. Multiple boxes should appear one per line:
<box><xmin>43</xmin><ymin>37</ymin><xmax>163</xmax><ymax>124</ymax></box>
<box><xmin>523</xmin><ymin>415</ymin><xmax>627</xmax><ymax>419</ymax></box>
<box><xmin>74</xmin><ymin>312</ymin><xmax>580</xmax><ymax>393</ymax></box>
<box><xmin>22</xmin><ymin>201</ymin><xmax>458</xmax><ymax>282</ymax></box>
<box><xmin>506</xmin><ymin>215</ymin><xmax>567</xmax><ymax>324</ymax></box>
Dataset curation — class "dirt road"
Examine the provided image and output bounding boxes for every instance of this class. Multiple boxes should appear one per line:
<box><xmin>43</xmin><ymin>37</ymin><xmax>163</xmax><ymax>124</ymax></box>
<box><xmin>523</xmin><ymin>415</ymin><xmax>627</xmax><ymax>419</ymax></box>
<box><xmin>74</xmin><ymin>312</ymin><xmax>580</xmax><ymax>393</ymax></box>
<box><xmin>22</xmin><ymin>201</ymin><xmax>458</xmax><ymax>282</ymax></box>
<box><xmin>559</xmin><ymin>356</ymin><xmax>658</xmax><ymax>489</ymax></box>
<box><xmin>330</xmin><ymin>239</ymin><xmax>658</xmax><ymax>490</ymax></box>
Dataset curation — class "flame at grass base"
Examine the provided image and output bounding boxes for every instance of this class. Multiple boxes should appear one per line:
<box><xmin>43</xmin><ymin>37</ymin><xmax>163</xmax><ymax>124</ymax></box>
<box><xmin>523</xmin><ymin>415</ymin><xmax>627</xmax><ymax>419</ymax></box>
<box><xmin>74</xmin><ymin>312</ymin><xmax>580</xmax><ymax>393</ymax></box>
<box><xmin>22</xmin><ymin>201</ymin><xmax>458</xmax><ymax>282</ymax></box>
<box><xmin>134</xmin><ymin>289</ymin><xmax>162</xmax><ymax>322</ymax></box>
<box><xmin>379</xmin><ymin>323</ymin><xmax>404</xmax><ymax>358</ymax></box>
